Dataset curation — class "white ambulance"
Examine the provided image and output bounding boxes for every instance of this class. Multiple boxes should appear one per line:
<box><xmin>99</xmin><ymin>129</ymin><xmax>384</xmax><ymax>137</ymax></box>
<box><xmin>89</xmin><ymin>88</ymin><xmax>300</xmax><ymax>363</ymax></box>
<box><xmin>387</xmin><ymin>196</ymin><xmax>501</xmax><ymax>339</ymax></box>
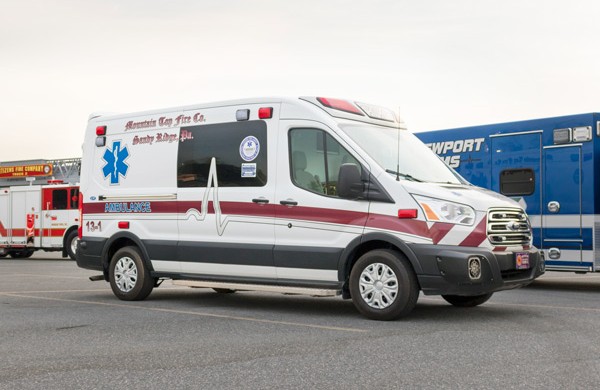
<box><xmin>77</xmin><ymin>97</ymin><xmax>544</xmax><ymax>320</ymax></box>
<box><xmin>0</xmin><ymin>182</ymin><xmax>80</xmax><ymax>259</ymax></box>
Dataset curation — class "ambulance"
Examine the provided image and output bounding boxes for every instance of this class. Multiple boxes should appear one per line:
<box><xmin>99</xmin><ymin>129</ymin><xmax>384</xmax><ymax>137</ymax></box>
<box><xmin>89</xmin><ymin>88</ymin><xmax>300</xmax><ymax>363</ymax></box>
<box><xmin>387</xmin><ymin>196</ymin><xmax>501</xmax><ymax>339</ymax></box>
<box><xmin>0</xmin><ymin>182</ymin><xmax>80</xmax><ymax>260</ymax></box>
<box><xmin>417</xmin><ymin>112</ymin><xmax>600</xmax><ymax>273</ymax></box>
<box><xmin>76</xmin><ymin>97</ymin><xmax>544</xmax><ymax>320</ymax></box>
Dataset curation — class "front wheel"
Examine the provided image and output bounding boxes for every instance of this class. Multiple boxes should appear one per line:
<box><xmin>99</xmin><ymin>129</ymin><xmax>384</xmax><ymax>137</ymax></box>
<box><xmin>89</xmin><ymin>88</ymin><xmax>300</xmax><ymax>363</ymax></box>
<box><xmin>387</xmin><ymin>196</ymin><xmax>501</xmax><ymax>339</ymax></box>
<box><xmin>442</xmin><ymin>293</ymin><xmax>493</xmax><ymax>307</ymax></box>
<box><xmin>65</xmin><ymin>230</ymin><xmax>79</xmax><ymax>260</ymax></box>
<box><xmin>109</xmin><ymin>246</ymin><xmax>154</xmax><ymax>301</ymax></box>
<box><xmin>349</xmin><ymin>249</ymin><xmax>419</xmax><ymax>321</ymax></box>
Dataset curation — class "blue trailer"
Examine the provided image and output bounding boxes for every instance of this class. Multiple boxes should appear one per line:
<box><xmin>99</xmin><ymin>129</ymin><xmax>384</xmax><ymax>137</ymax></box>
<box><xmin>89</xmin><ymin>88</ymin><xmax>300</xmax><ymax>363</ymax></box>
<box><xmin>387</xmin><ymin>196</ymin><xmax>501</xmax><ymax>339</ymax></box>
<box><xmin>416</xmin><ymin>113</ymin><xmax>600</xmax><ymax>272</ymax></box>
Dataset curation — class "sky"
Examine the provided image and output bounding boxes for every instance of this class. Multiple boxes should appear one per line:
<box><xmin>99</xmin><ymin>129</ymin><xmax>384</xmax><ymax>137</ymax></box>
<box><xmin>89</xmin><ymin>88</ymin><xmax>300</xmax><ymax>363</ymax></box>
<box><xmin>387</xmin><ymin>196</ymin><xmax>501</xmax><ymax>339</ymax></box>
<box><xmin>1</xmin><ymin>0</ymin><xmax>599</xmax><ymax>162</ymax></box>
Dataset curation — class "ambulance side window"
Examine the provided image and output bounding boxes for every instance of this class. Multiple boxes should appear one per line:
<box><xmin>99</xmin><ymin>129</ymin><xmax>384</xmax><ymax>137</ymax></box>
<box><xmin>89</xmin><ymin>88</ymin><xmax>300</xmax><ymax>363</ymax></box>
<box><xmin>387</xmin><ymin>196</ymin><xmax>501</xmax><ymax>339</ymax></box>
<box><xmin>499</xmin><ymin>168</ymin><xmax>535</xmax><ymax>196</ymax></box>
<box><xmin>52</xmin><ymin>189</ymin><xmax>68</xmax><ymax>210</ymax></box>
<box><xmin>289</xmin><ymin>129</ymin><xmax>361</xmax><ymax>197</ymax></box>
<box><xmin>177</xmin><ymin>121</ymin><xmax>268</xmax><ymax>188</ymax></box>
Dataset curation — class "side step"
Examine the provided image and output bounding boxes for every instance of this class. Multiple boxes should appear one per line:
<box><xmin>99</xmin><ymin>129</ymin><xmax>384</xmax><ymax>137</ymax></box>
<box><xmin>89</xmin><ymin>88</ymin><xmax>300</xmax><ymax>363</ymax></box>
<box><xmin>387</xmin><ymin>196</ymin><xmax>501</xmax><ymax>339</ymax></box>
<box><xmin>172</xmin><ymin>280</ymin><xmax>341</xmax><ymax>297</ymax></box>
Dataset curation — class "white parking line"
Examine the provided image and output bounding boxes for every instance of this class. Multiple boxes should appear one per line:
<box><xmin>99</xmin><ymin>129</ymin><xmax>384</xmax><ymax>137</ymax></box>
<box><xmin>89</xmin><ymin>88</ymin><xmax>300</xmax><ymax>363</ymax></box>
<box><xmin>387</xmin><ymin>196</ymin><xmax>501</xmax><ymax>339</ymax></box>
<box><xmin>420</xmin><ymin>297</ymin><xmax>600</xmax><ymax>313</ymax></box>
<box><xmin>0</xmin><ymin>292</ymin><xmax>367</xmax><ymax>333</ymax></box>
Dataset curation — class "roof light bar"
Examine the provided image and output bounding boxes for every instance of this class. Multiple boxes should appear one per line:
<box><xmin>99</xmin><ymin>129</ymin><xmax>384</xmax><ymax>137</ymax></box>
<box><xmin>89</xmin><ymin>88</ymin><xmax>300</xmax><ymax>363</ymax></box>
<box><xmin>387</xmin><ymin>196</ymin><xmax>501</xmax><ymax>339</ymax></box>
<box><xmin>355</xmin><ymin>102</ymin><xmax>397</xmax><ymax>123</ymax></box>
<box><xmin>317</xmin><ymin>97</ymin><xmax>364</xmax><ymax>116</ymax></box>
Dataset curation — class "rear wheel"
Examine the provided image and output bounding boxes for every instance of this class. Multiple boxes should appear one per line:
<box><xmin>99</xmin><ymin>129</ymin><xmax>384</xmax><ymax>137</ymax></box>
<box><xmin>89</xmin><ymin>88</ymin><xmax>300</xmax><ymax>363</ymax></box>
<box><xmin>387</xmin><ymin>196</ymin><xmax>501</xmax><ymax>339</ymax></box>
<box><xmin>349</xmin><ymin>249</ymin><xmax>419</xmax><ymax>321</ymax></box>
<box><xmin>65</xmin><ymin>230</ymin><xmax>78</xmax><ymax>260</ymax></box>
<box><xmin>442</xmin><ymin>293</ymin><xmax>493</xmax><ymax>307</ymax></box>
<box><xmin>109</xmin><ymin>246</ymin><xmax>154</xmax><ymax>301</ymax></box>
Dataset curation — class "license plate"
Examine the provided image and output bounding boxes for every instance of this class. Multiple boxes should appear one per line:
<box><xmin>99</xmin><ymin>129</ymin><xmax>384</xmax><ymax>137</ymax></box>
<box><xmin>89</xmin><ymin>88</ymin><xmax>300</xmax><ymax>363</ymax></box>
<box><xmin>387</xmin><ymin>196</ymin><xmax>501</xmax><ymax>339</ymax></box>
<box><xmin>515</xmin><ymin>252</ymin><xmax>530</xmax><ymax>270</ymax></box>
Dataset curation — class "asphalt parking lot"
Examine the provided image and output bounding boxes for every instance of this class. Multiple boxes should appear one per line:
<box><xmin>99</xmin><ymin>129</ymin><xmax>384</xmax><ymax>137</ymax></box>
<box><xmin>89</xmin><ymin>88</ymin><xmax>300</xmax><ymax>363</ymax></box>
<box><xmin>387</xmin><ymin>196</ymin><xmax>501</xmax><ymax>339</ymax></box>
<box><xmin>1</xmin><ymin>253</ymin><xmax>600</xmax><ymax>389</ymax></box>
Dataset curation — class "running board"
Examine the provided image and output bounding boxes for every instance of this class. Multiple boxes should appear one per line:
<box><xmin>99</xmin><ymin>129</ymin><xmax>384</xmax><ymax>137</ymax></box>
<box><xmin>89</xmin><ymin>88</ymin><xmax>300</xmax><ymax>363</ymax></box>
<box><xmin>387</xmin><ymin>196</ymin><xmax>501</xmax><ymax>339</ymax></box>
<box><xmin>172</xmin><ymin>280</ymin><xmax>341</xmax><ymax>297</ymax></box>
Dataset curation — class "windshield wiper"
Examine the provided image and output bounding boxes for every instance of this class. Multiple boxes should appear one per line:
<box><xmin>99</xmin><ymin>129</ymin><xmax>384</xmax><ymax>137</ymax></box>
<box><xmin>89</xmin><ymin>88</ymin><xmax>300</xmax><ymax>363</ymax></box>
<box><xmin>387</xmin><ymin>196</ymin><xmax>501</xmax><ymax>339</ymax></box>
<box><xmin>385</xmin><ymin>169</ymin><xmax>425</xmax><ymax>182</ymax></box>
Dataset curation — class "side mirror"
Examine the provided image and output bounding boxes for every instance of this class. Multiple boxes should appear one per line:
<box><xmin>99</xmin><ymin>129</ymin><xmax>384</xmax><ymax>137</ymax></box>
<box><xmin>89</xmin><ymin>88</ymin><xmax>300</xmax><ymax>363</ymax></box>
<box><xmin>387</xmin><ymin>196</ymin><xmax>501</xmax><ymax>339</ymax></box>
<box><xmin>338</xmin><ymin>163</ymin><xmax>363</xmax><ymax>199</ymax></box>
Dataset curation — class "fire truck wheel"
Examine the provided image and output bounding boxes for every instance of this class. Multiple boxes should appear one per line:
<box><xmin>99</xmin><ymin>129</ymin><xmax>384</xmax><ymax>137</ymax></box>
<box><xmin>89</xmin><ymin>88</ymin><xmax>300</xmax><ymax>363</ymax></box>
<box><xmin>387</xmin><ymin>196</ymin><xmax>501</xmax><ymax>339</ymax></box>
<box><xmin>108</xmin><ymin>246</ymin><xmax>154</xmax><ymax>301</ymax></box>
<box><xmin>8</xmin><ymin>250</ymin><xmax>34</xmax><ymax>258</ymax></box>
<box><xmin>65</xmin><ymin>230</ymin><xmax>79</xmax><ymax>260</ymax></box>
<box><xmin>349</xmin><ymin>249</ymin><xmax>419</xmax><ymax>321</ymax></box>
<box><xmin>442</xmin><ymin>293</ymin><xmax>493</xmax><ymax>307</ymax></box>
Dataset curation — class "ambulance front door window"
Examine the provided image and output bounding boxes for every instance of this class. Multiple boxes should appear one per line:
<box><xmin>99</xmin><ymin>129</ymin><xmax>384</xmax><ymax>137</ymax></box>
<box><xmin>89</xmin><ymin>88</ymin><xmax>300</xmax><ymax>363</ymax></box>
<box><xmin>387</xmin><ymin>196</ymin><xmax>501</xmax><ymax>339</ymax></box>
<box><xmin>289</xmin><ymin>129</ymin><xmax>361</xmax><ymax>197</ymax></box>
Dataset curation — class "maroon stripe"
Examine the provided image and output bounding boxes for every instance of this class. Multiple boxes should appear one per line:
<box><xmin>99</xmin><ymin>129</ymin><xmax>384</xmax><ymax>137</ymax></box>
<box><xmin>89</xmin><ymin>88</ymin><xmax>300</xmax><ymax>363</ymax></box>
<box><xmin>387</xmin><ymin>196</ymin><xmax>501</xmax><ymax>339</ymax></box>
<box><xmin>459</xmin><ymin>217</ymin><xmax>488</xmax><ymax>247</ymax></box>
<box><xmin>83</xmin><ymin>201</ymin><xmax>470</xmax><ymax>242</ymax></box>
<box><xmin>366</xmin><ymin>214</ymin><xmax>430</xmax><ymax>237</ymax></box>
<box><xmin>428</xmin><ymin>223</ymin><xmax>454</xmax><ymax>244</ymax></box>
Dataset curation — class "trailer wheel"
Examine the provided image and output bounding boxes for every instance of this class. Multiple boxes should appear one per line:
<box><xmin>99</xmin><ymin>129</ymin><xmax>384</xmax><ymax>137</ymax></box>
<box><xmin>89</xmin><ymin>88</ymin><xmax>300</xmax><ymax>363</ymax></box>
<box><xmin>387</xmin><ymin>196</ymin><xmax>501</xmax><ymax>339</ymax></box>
<box><xmin>109</xmin><ymin>246</ymin><xmax>154</xmax><ymax>301</ymax></box>
<box><xmin>442</xmin><ymin>293</ymin><xmax>493</xmax><ymax>307</ymax></box>
<box><xmin>349</xmin><ymin>249</ymin><xmax>419</xmax><ymax>320</ymax></box>
<box><xmin>65</xmin><ymin>230</ymin><xmax>79</xmax><ymax>260</ymax></box>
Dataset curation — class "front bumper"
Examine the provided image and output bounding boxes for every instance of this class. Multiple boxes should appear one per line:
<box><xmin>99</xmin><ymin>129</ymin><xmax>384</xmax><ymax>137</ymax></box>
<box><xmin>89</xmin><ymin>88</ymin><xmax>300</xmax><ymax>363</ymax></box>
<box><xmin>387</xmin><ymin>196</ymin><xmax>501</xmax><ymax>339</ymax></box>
<box><xmin>407</xmin><ymin>243</ymin><xmax>544</xmax><ymax>296</ymax></box>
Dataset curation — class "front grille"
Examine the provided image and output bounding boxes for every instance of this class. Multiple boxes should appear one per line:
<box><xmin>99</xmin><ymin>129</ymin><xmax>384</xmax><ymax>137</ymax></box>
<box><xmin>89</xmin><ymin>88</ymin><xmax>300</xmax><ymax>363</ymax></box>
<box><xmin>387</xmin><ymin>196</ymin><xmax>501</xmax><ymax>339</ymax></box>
<box><xmin>487</xmin><ymin>208</ymin><xmax>531</xmax><ymax>246</ymax></box>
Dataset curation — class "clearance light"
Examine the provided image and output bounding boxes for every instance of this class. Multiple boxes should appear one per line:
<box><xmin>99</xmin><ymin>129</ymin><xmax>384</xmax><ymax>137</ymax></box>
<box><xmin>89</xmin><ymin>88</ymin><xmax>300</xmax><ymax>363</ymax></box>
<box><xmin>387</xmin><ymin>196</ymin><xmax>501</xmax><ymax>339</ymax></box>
<box><xmin>236</xmin><ymin>109</ymin><xmax>250</xmax><ymax>121</ymax></box>
<box><xmin>317</xmin><ymin>97</ymin><xmax>364</xmax><ymax>116</ymax></box>
<box><xmin>118</xmin><ymin>221</ymin><xmax>130</xmax><ymax>229</ymax></box>
<box><xmin>398</xmin><ymin>209</ymin><xmax>418</xmax><ymax>219</ymax></box>
<box><xmin>96</xmin><ymin>126</ymin><xmax>107</xmax><ymax>136</ymax></box>
<box><xmin>258</xmin><ymin>107</ymin><xmax>273</xmax><ymax>119</ymax></box>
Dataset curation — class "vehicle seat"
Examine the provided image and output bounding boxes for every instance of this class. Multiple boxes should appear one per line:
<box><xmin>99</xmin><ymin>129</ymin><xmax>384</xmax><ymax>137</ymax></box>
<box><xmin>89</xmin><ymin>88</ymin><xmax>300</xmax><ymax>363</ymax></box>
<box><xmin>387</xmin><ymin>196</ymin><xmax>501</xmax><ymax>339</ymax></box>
<box><xmin>292</xmin><ymin>151</ymin><xmax>322</xmax><ymax>193</ymax></box>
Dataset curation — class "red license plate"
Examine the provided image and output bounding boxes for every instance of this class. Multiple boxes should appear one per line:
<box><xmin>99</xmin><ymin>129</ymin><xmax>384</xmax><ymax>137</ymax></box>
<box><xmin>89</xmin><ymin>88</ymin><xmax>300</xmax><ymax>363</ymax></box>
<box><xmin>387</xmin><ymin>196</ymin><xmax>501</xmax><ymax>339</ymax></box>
<box><xmin>515</xmin><ymin>252</ymin><xmax>530</xmax><ymax>270</ymax></box>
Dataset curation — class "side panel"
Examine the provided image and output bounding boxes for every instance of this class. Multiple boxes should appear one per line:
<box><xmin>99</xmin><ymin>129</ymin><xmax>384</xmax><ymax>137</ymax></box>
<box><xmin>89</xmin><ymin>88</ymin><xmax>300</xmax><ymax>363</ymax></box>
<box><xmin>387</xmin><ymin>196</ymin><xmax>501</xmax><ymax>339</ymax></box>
<box><xmin>9</xmin><ymin>188</ymin><xmax>41</xmax><ymax>246</ymax></box>
<box><xmin>176</xmin><ymin>108</ymin><xmax>278</xmax><ymax>278</ymax></box>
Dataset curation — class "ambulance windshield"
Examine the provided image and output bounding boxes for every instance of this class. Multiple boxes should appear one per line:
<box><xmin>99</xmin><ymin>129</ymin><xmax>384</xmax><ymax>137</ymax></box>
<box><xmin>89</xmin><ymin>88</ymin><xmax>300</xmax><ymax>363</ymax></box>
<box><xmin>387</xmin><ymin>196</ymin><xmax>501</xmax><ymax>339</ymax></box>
<box><xmin>340</xmin><ymin>124</ymin><xmax>465</xmax><ymax>184</ymax></box>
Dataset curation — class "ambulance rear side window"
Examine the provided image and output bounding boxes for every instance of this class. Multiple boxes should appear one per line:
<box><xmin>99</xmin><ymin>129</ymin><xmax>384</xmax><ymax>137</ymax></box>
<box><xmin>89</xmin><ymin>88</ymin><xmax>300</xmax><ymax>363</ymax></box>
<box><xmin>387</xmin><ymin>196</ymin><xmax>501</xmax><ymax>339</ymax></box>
<box><xmin>177</xmin><ymin>120</ymin><xmax>267</xmax><ymax>187</ymax></box>
<box><xmin>499</xmin><ymin>168</ymin><xmax>535</xmax><ymax>196</ymax></box>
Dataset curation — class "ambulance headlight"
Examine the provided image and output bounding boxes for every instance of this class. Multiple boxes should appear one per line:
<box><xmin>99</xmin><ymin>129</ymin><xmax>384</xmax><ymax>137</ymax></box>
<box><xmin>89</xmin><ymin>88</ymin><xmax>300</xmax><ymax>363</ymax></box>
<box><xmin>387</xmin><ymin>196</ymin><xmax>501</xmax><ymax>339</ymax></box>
<box><xmin>412</xmin><ymin>195</ymin><xmax>475</xmax><ymax>226</ymax></box>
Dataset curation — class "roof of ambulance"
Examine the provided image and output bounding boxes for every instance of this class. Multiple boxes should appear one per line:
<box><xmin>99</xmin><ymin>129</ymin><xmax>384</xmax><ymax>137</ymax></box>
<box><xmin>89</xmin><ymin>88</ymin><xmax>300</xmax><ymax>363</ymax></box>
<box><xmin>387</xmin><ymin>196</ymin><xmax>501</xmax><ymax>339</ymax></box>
<box><xmin>88</xmin><ymin>97</ymin><xmax>314</xmax><ymax>122</ymax></box>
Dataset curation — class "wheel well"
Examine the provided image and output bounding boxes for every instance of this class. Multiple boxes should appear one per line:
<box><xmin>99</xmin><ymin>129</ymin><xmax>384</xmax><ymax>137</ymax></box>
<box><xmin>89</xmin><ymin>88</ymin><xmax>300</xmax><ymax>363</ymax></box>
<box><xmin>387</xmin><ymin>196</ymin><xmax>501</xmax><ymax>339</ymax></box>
<box><xmin>341</xmin><ymin>240</ymin><xmax>420</xmax><ymax>298</ymax></box>
<box><xmin>62</xmin><ymin>226</ymin><xmax>79</xmax><ymax>257</ymax></box>
<box><xmin>103</xmin><ymin>238</ymin><xmax>138</xmax><ymax>276</ymax></box>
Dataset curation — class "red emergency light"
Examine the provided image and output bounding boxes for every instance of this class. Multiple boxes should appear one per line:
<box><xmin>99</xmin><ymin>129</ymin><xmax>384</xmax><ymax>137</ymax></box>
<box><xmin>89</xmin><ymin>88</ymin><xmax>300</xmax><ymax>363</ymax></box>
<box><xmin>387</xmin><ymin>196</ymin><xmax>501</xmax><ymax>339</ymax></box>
<box><xmin>118</xmin><ymin>221</ymin><xmax>130</xmax><ymax>229</ymax></box>
<box><xmin>258</xmin><ymin>107</ymin><xmax>273</xmax><ymax>119</ymax></box>
<box><xmin>96</xmin><ymin>126</ymin><xmax>107</xmax><ymax>136</ymax></box>
<box><xmin>316</xmin><ymin>97</ymin><xmax>364</xmax><ymax>116</ymax></box>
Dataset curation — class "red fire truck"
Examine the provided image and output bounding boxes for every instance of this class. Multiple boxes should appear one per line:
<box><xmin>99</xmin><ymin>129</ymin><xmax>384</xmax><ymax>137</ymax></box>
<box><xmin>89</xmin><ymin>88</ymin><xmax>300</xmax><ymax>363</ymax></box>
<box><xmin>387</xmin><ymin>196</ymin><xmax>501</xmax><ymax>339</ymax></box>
<box><xmin>0</xmin><ymin>182</ymin><xmax>80</xmax><ymax>259</ymax></box>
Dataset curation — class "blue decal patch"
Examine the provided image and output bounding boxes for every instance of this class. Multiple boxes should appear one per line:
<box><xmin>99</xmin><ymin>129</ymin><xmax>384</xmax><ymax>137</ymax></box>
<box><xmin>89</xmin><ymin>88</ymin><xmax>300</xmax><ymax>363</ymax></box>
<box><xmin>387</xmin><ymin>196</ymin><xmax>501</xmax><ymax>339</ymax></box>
<box><xmin>102</xmin><ymin>141</ymin><xmax>130</xmax><ymax>184</ymax></box>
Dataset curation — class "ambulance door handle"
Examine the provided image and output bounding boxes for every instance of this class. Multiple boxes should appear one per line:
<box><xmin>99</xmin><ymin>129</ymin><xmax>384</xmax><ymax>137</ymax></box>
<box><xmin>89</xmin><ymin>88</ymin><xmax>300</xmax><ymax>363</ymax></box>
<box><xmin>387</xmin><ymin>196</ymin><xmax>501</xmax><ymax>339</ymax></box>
<box><xmin>280</xmin><ymin>199</ymin><xmax>298</xmax><ymax>206</ymax></box>
<box><xmin>252</xmin><ymin>197</ymin><xmax>270</xmax><ymax>204</ymax></box>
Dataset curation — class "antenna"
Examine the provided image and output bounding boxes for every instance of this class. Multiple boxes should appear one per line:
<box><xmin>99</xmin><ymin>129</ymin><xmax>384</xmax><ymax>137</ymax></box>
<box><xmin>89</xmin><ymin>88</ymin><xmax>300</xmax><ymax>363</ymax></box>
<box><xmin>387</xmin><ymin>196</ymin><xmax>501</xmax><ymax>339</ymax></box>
<box><xmin>396</xmin><ymin>106</ymin><xmax>401</xmax><ymax>181</ymax></box>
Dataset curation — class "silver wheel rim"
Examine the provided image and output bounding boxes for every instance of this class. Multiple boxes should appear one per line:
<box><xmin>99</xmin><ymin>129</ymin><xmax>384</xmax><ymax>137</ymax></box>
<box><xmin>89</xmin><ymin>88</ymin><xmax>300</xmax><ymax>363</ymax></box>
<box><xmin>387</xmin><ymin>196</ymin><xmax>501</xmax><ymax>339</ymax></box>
<box><xmin>359</xmin><ymin>262</ymin><xmax>398</xmax><ymax>309</ymax></box>
<box><xmin>70</xmin><ymin>236</ymin><xmax>79</xmax><ymax>255</ymax></box>
<box><xmin>114</xmin><ymin>256</ymin><xmax>138</xmax><ymax>293</ymax></box>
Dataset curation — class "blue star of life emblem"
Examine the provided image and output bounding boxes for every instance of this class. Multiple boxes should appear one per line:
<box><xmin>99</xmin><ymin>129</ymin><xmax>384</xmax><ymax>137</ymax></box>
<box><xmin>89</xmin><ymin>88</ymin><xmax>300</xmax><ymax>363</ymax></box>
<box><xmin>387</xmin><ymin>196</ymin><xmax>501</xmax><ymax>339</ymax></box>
<box><xmin>102</xmin><ymin>141</ymin><xmax>130</xmax><ymax>184</ymax></box>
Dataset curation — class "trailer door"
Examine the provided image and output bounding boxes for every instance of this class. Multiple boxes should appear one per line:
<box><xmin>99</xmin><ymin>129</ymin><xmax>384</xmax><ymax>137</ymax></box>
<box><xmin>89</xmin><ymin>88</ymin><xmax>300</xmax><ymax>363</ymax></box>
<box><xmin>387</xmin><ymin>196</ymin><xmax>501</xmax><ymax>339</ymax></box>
<box><xmin>490</xmin><ymin>131</ymin><xmax>542</xmax><ymax>217</ymax></box>
<box><xmin>542</xmin><ymin>144</ymin><xmax>583</xmax><ymax>268</ymax></box>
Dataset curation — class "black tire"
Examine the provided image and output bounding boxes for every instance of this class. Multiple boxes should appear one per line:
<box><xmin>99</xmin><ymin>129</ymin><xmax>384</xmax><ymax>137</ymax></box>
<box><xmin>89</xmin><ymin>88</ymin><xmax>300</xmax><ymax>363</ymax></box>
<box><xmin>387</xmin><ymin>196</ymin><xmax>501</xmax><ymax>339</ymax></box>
<box><xmin>349</xmin><ymin>249</ymin><xmax>419</xmax><ymax>321</ymax></box>
<box><xmin>9</xmin><ymin>250</ymin><xmax>33</xmax><ymax>259</ymax></box>
<box><xmin>213</xmin><ymin>288</ymin><xmax>236</xmax><ymax>294</ymax></box>
<box><xmin>442</xmin><ymin>293</ymin><xmax>493</xmax><ymax>307</ymax></box>
<box><xmin>108</xmin><ymin>246</ymin><xmax>154</xmax><ymax>301</ymax></box>
<box><xmin>65</xmin><ymin>230</ymin><xmax>79</xmax><ymax>260</ymax></box>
